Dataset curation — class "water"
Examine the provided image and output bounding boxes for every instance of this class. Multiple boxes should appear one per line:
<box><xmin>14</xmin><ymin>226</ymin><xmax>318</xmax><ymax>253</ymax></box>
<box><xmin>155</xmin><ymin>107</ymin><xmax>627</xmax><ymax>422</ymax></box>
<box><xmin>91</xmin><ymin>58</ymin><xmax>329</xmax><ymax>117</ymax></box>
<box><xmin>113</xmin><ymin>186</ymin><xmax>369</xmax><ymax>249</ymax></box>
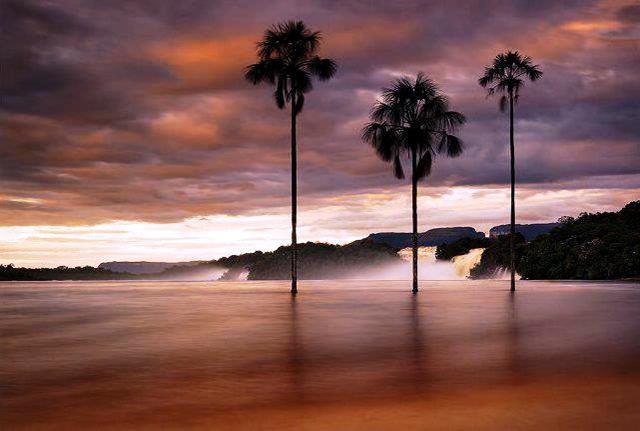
<box><xmin>375</xmin><ymin>246</ymin><xmax>486</xmax><ymax>280</ymax></box>
<box><xmin>2</xmin><ymin>280</ymin><xmax>639</xmax><ymax>430</ymax></box>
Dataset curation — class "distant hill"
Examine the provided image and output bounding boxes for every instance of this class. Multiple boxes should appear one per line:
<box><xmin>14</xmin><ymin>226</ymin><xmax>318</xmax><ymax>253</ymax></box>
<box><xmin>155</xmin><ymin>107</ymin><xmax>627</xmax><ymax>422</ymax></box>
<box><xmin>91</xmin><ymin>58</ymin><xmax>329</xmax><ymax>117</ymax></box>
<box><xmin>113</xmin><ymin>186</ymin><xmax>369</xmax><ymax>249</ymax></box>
<box><xmin>366</xmin><ymin>227</ymin><xmax>485</xmax><ymax>249</ymax></box>
<box><xmin>98</xmin><ymin>261</ymin><xmax>204</xmax><ymax>275</ymax></box>
<box><xmin>489</xmin><ymin>223</ymin><xmax>560</xmax><ymax>241</ymax></box>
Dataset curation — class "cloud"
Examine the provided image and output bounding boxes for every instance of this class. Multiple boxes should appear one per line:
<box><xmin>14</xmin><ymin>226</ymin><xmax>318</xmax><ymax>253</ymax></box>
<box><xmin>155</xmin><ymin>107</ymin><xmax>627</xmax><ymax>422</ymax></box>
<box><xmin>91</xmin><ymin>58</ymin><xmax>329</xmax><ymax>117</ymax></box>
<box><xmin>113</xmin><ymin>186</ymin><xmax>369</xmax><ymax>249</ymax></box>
<box><xmin>0</xmin><ymin>0</ymin><xmax>638</xmax><ymax>238</ymax></box>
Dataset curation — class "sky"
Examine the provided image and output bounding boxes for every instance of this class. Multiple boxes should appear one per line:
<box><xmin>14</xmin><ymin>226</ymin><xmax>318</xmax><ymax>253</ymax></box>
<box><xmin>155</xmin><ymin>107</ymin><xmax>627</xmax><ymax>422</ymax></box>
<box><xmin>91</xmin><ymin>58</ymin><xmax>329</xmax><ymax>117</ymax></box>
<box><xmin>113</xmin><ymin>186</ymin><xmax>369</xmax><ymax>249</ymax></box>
<box><xmin>1</xmin><ymin>0</ymin><xmax>639</xmax><ymax>267</ymax></box>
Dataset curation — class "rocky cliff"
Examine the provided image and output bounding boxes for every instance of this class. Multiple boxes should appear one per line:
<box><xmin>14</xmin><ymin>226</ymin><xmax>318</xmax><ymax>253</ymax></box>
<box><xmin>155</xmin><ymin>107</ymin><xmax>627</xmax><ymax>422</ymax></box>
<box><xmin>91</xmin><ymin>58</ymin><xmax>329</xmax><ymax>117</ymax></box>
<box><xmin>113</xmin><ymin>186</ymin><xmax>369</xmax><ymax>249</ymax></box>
<box><xmin>366</xmin><ymin>227</ymin><xmax>485</xmax><ymax>249</ymax></box>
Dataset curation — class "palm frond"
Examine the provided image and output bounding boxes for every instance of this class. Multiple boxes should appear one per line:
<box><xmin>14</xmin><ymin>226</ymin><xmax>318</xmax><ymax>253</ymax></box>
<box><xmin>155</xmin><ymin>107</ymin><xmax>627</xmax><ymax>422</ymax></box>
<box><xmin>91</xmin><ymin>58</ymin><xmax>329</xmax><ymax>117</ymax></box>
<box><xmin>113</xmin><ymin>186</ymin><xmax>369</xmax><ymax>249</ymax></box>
<box><xmin>393</xmin><ymin>155</ymin><xmax>405</xmax><ymax>179</ymax></box>
<box><xmin>443</xmin><ymin>134</ymin><xmax>464</xmax><ymax>157</ymax></box>
<box><xmin>526</xmin><ymin>64</ymin><xmax>543</xmax><ymax>81</ymax></box>
<box><xmin>362</xmin><ymin>122</ymin><xmax>398</xmax><ymax>162</ymax></box>
<box><xmin>436</xmin><ymin>110</ymin><xmax>466</xmax><ymax>130</ymax></box>
<box><xmin>414</xmin><ymin>151</ymin><xmax>432</xmax><ymax>181</ymax></box>
<box><xmin>306</xmin><ymin>56</ymin><xmax>337</xmax><ymax>81</ymax></box>
<box><xmin>499</xmin><ymin>95</ymin><xmax>508</xmax><ymax>112</ymax></box>
<box><xmin>245</xmin><ymin>61</ymin><xmax>276</xmax><ymax>85</ymax></box>
<box><xmin>293</xmin><ymin>92</ymin><xmax>305</xmax><ymax>115</ymax></box>
<box><xmin>371</xmin><ymin>102</ymin><xmax>403</xmax><ymax>124</ymax></box>
<box><xmin>275</xmin><ymin>76</ymin><xmax>286</xmax><ymax>108</ymax></box>
<box><xmin>413</xmin><ymin>73</ymin><xmax>438</xmax><ymax>99</ymax></box>
<box><xmin>293</xmin><ymin>69</ymin><xmax>313</xmax><ymax>94</ymax></box>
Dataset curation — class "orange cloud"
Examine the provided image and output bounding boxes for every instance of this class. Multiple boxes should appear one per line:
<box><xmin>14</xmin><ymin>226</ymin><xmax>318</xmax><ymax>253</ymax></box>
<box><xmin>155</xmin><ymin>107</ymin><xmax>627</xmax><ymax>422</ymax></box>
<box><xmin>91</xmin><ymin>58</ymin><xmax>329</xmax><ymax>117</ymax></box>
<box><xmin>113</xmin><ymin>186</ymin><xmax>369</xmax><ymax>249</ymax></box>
<box><xmin>561</xmin><ymin>20</ymin><xmax>622</xmax><ymax>33</ymax></box>
<box><xmin>149</xmin><ymin>35</ymin><xmax>256</xmax><ymax>93</ymax></box>
<box><xmin>324</xmin><ymin>19</ymin><xmax>420</xmax><ymax>56</ymax></box>
<box><xmin>150</xmin><ymin>111</ymin><xmax>220</xmax><ymax>148</ymax></box>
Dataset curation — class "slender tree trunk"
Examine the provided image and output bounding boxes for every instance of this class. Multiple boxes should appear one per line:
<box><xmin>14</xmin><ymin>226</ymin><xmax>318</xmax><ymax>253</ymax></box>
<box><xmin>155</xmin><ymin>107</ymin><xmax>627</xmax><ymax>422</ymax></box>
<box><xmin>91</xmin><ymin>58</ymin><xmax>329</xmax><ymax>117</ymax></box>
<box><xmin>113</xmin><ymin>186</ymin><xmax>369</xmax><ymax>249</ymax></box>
<box><xmin>411</xmin><ymin>147</ymin><xmax>418</xmax><ymax>294</ymax></box>
<box><xmin>291</xmin><ymin>91</ymin><xmax>298</xmax><ymax>295</ymax></box>
<box><xmin>509</xmin><ymin>91</ymin><xmax>516</xmax><ymax>292</ymax></box>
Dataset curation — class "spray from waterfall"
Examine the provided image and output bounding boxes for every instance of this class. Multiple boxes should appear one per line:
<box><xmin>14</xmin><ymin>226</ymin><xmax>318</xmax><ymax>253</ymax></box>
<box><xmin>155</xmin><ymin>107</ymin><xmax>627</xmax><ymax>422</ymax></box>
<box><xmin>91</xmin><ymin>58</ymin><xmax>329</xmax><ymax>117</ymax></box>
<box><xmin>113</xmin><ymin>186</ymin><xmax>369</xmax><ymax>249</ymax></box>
<box><xmin>353</xmin><ymin>246</ymin><xmax>483</xmax><ymax>280</ymax></box>
<box><xmin>451</xmin><ymin>248</ymin><xmax>484</xmax><ymax>277</ymax></box>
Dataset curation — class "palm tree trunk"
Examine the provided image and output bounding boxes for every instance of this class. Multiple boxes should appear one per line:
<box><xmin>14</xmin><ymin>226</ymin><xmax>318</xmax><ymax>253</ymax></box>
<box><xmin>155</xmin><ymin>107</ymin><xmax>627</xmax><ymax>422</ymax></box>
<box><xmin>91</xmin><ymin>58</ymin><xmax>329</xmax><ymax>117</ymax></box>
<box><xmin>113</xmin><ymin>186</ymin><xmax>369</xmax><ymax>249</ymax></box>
<box><xmin>509</xmin><ymin>90</ymin><xmax>516</xmax><ymax>292</ymax></box>
<box><xmin>411</xmin><ymin>148</ymin><xmax>418</xmax><ymax>294</ymax></box>
<box><xmin>290</xmin><ymin>92</ymin><xmax>298</xmax><ymax>295</ymax></box>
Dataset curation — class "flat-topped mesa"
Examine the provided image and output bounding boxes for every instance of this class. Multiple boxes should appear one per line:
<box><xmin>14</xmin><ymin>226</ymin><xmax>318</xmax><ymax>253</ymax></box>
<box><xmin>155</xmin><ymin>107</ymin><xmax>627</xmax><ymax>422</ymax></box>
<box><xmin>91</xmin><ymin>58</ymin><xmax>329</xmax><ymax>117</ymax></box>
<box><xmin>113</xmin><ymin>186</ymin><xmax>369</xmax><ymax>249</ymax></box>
<box><xmin>366</xmin><ymin>227</ymin><xmax>485</xmax><ymax>249</ymax></box>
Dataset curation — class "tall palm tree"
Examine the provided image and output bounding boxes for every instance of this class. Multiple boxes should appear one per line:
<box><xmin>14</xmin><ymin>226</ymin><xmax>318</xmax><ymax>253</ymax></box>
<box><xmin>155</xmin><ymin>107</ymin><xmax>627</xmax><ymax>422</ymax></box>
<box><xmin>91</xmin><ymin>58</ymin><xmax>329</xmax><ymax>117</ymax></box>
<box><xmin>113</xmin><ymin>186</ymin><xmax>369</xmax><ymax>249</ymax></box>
<box><xmin>362</xmin><ymin>73</ymin><xmax>465</xmax><ymax>293</ymax></box>
<box><xmin>479</xmin><ymin>51</ymin><xmax>542</xmax><ymax>292</ymax></box>
<box><xmin>245</xmin><ymin>21</ymin><xmax>337</xmax><ymax>294</ymax></box>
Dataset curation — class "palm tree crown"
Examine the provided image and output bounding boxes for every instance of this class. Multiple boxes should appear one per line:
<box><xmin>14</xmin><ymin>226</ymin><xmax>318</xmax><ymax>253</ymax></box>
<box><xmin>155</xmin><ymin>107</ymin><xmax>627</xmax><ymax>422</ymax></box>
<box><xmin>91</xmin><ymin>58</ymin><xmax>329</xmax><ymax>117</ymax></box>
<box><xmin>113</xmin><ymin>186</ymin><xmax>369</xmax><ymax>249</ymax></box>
<box><xmin>478</xmin><ymin>50</ymin><xmax>543</xmax><ymax>111</ymax></box>
<box><xmin>245</xmin><ymin>20</ymin><xmax>337</xmax><ymax>113</ymax></box>
<box><xmin>362</xmin><ymin>73</ymin><xmax>466</xmax><ymax>181</ymax></box>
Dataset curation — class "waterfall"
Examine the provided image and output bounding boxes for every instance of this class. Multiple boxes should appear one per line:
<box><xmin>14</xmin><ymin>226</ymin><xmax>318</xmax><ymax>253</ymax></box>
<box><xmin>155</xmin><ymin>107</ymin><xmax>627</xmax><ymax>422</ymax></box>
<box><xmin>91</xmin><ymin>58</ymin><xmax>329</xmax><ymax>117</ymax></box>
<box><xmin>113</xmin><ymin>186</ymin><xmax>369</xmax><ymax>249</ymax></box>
<box><xmin>397</xmin><ymin>246</ymin><xmax>481</xmax><ymax>280</ymax></box>
<box><xmin>451</xmin><ymin>248</ymin><xmax>484</xmax><ymax>278</ymax></box>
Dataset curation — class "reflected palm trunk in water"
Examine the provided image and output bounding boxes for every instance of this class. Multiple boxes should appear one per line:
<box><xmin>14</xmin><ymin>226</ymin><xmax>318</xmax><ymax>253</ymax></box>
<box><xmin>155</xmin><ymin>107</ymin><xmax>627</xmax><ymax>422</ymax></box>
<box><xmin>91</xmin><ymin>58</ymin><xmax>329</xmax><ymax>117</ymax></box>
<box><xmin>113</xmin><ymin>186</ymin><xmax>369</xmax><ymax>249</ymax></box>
<box><xmin>506</xmin><ymin>291</ymin><xmax>521</xmax><ymax>381</ymax></box>
<box><xmin>288</xmin><ymin>295</ymin><xmax>304</xmax><ymax>401</ymax></box>
<box><xmin>408</xmin><ymin>293</ymin><xmax>428</xmax><ymax>393</ymax></box>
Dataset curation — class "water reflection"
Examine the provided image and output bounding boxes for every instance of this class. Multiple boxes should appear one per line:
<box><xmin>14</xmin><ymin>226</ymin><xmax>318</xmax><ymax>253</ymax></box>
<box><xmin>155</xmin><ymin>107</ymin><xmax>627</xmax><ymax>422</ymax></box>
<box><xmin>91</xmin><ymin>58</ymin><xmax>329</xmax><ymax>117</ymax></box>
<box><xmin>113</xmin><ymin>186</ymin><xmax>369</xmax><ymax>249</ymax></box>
<box><xmin>408</xmin><ymin>293</ymin><xmax>427</xmax><ymax>392</ymax></box>
<box><xmin>505</xmin><ymin>290</ymin><xmax>521</xmax><ymax>381</ymax></box>
<box><xmin>288</xmin><ymin>295</ymin><xmax>304</xmax><ymax>401</ymax></box>
<box><xmin>1</xmin><ymin>280</ymin><xmax>639</xmax><ymax>430</ymax></box>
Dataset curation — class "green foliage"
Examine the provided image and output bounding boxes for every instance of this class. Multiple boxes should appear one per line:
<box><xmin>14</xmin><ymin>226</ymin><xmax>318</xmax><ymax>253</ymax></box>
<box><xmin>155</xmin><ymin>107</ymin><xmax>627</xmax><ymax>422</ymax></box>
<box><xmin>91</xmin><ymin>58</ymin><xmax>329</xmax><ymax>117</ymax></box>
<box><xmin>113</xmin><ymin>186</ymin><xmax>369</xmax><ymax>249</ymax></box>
<box><xmin>468</xmin><ymin>234</ymin><xmax>526</xmax><ymax>279</ymax></box>
<box><xmin>435</xmin><ymin>237</ymin><xmax>493</xmax><ymax>261</ymax></box>
<box><xmin>244</xmin><ymin>240</ymin><xmax>400</xmax><ymax>280</ymax></box>
<box><xmin>518</xmin><ymin>201</ymin><xmax>640</xmax><ymax>280</ymax></box>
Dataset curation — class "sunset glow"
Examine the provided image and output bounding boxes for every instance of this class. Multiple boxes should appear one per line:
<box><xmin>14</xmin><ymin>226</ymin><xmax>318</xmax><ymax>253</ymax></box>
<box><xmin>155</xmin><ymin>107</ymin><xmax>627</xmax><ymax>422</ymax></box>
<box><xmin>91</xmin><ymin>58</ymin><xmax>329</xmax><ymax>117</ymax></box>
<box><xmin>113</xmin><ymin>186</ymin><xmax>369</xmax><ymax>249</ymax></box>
<box><xmin>1</xmin><ymin>0</ymin><xmax>639</xmax><ymax>266</ymax></box>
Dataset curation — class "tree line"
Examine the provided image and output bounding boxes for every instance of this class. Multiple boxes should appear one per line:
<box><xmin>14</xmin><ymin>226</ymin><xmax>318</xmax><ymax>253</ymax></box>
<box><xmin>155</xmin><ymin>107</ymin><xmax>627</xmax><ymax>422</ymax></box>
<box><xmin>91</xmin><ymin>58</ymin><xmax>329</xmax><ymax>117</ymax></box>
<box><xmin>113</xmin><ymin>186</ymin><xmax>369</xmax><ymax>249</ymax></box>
<box><xmin>434</xmin><ymin>201</ymin><xmax>640</xmax><ymax>280</ymax></box>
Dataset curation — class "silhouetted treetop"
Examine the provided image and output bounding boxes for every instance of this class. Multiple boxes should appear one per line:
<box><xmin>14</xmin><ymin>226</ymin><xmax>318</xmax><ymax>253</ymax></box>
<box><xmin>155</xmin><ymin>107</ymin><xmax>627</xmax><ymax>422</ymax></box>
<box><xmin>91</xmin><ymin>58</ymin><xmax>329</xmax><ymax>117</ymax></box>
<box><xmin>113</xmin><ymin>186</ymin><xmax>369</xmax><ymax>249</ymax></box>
<box><xmin>479</xmin><ymin>50</ymin><xmax>543</xmax><ymax>111</ymax></box>
<box><xmin>245</xmin><ymin>20</ymin><xmax>337</xmax><ymax>114</ymax></box>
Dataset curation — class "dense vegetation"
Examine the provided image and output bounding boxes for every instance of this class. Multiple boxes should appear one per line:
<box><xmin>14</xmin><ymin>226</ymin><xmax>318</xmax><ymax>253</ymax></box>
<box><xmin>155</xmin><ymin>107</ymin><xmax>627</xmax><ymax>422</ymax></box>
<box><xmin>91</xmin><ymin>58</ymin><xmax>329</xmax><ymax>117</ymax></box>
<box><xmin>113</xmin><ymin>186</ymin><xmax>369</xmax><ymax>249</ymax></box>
<box><xmin>467</xmin><ymin>201</ymin><xmax>640</xmax><ymax>280</ymax></box>
<box><xmin>217</xmin><ymin>251</ymin><xmax>265</xmax><ymax>270</ymax></box>
<box><xmin>435</xmin><ymin>237</ymin><xmax>493</xmax><ymax>261</ymax></box>
<box><xmin>468</xmin><ymin>234</ymin><xmax>526</xmax><ymax>279</ymax></box>
<box><xmin>0</xmin><ymin>264</ymin><xmax>136</xmax><ymax>281</ymax></box>
<box><xmin>243</xmin><ymin>240</ymin><xmax>400</xmax><ymax>280</ymax></box>
<box><xmin>489</xmin><ymin>223</ymin><xmax>559</xmax><ymax>241</ymax></box>
<box><xmin>518</xmin><ymin>201</ymin><xmax>640</xmax><ymax>280</ymax></box>
<box><xmin>0</xmin><ymin>262</ymin><xmax>224</xmax><ymax>281</ymax></box>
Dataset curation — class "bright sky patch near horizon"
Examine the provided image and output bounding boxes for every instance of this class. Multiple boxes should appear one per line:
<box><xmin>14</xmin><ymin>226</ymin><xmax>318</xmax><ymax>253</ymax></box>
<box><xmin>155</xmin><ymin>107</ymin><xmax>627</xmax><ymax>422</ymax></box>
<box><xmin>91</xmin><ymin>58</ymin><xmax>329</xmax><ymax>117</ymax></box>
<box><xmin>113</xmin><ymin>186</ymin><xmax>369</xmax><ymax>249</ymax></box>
<box><xmin>1</xmin><ymin>0</ymin><xmax>639</xmax><ymax>267</ymax></box>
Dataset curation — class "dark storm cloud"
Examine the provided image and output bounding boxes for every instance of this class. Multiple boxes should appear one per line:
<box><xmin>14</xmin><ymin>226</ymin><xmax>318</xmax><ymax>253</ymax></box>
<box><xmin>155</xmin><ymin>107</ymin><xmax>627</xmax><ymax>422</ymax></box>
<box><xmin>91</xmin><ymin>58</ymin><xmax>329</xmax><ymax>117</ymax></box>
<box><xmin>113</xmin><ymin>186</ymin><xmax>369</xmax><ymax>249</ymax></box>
<box><xmin>617</xmin><ymin>4</ymin><xmax>640</xmax><ymax>23</ymax></box>
<box><xmin>1</xmin><ymin>0</ymin><xmax>639</xmax><ymax>226</ymax></box>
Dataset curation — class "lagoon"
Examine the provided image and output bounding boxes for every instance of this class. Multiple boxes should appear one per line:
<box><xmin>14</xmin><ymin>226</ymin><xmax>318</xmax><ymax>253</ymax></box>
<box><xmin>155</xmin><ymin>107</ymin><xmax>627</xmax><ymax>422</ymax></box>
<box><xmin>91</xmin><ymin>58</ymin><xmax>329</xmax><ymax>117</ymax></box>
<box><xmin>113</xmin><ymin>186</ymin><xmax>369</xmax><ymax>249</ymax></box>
<box><xmin>2</xmin><ymin>280</ymin><xmax>639</xmax><ymax>430</ymax></box>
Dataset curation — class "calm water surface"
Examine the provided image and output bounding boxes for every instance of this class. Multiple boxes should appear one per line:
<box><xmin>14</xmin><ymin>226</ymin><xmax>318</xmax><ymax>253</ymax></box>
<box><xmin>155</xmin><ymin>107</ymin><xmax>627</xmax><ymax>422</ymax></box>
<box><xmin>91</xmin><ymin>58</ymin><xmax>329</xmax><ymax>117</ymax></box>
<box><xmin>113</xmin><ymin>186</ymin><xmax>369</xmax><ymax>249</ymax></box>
<box><xmin>1</xmin><ymin>280</ymin><xmax>639</xmax><ymax>429</ymax></box>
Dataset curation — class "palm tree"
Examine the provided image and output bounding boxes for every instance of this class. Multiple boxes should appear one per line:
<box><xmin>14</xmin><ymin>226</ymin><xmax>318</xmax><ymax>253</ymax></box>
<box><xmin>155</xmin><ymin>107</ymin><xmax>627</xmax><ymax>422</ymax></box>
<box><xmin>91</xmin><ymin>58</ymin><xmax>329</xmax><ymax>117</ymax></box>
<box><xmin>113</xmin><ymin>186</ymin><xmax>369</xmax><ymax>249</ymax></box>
<box><xmin>245</xmin><ymin>21</ymin><xmax>337</xmax><ymax>294</ymax></box>
<box><xmin>479</xmin><ymin>51</ymin><xmax>542</xmax><ymax>292</ymax></box>
<box><xmin>362</xmin><ymin>73</ymin><xmax>466</xmax><ymax>293</ymax></box>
